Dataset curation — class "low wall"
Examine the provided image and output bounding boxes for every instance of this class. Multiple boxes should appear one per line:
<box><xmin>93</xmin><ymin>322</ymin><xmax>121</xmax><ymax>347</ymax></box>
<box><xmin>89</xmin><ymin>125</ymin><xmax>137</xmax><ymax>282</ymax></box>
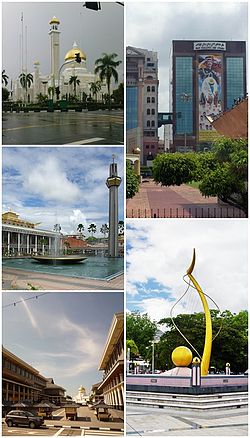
<box><xmin>127</xmin><ymin>374</ymin><xmax>248</xmax><ymax>395</ymax></box>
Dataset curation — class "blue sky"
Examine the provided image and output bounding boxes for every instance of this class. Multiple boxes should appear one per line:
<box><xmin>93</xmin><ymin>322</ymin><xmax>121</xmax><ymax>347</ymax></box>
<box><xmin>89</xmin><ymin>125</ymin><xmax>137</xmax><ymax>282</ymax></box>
<box><xmin>2</xmin><ymin>147</ymin><xmax>124</xmax><ymax>236</ymax></box>
<box><xmin>126</xmin><ymin>220</ymin><xmax>248</xmax><ymax>324</ymax></box>
<box><xmin>2</xmin><ymin>292</ymin><xmax>123</xmax><ymax>396</ymax></box>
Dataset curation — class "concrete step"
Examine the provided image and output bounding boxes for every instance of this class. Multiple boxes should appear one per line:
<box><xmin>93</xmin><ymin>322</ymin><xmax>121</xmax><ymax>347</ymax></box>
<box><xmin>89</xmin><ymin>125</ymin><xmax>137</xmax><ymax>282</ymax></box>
<box><xmin>126</xmin><ymin>391</ymin><xmax>248</xmax><ymax>411</ymax></box>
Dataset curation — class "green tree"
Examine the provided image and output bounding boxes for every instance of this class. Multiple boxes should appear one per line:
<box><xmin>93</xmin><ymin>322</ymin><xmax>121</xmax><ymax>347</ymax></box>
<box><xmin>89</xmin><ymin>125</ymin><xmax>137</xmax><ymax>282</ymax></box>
<box><xmin>2</xmin><ymin>87</ymin><xmax>10</xmax><ymax>101</ymax></box>
<box><xmin>2</xmin><ymin>70</ymin><xmax>8</xmax><ymax>86</ymax></box>
<box><xmin>19</xmin><ymin>72</ymin><xmax>33</xmax><ymax>103</ymax></box>
<box><xmin>126</xmin><ymin>312</ymin><xmax>157</xmax><ymax>359</ymax></box>
<box><xmin>118</xmin><ymin>220</ymin><xmax>124</xmax><ymax>235</ymax></box>
<box><xmin>36</xmin><ymin>93</ymin><xmax>48</xmax><ymax>104</ymax></box>
<box><xmin>100</xmin><ymin>223</ymin><xmax>109</xmax><ymax>238</ymax></box>
<box><xmin>94</xmin><ymin>53</ymin><xmax>122</xmax><ymax>109</ymax></box>
<box><xmin>89</xmin><ymin>80</ymin><xmax>102</xmax><ymax>101</ymax></box>
<box><xmin>77</xmin><ymin>223</ymin><xmax>84</xmax><ymax>235</ymax></box>
<box><xmin>158</xmin><ymin>310</ymin><xmax>248</xmax><ymax>373</ymax></box>
<box><xmin>88</xmin><ymin>223</ymin><xmax>97</xmax><ymax>237</ymax></box>
<box><xmin>112</xmin><ymin>82</ymin><xmax>124</xmax><ymax>105</ymax></box>
<box><xmin>127</xmin><ymin>339</ymin><xmax>139</xmax><ymax>359</ymax></box>
<box><xmin>69</xmin><ymin>76</ymin><xmax>80</xmax><ymax>96</ymax></box>
<box><xmin>153</xmin><ymin>152</ymin><xmax>197</xmax><ymax>186</ymax></box>
<box><xmin>126</xmin><ymin>161</ymin><xmax>139</xmax><ymax>199</ymax></box>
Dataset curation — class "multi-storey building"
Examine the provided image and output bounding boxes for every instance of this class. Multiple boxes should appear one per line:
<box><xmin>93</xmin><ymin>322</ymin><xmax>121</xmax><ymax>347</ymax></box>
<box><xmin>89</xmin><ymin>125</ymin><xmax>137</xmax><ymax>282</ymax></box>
<box><xmin>98</xmin><ymin>313</ymin><xmax>124</xmax><ymax>409</ymax></box>
<box><xmin>2</xmin><ymin>347</ymin><xmax>48</xmax><ymax>404</ymax></box>
<box><xmin>126</xmin><ymin>46</ymin><xmax>159</xmax><ymax>164</ymax></box>
<box><xmin>170</xmin><ymin>40</ymin><xmax>246</xmax><ymax>152</ymax></box>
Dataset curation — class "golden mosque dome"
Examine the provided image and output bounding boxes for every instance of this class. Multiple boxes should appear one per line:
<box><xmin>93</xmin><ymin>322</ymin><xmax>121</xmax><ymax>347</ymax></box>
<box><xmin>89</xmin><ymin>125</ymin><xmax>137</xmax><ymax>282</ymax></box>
<box><xmin>49</xmin><ymin>16</ymin><xmax>60</xmax><ymax>25</ymax></box>
<box><xmin>65</xmin><ymin>41</ymin><xmax>86</xmax><ymax>62</ymax></box>
<box><xmin>78</xmin><ymin>385</ymin><xmax>85</xmax><ymax>393</ymax></box>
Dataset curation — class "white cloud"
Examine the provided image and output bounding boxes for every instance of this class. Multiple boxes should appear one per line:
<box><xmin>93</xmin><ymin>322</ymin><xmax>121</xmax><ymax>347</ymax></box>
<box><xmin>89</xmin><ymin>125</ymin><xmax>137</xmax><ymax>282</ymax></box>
<box><xmin>23</xmin><ymin>157</ymin><xmax>81</xmax><ymax>203</ymax></box>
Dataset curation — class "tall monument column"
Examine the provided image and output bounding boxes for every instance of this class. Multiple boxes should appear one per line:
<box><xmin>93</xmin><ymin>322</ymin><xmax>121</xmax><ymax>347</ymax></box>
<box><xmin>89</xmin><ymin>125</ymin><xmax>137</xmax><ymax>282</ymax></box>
<box><xmin>49</xmin><ymin>16</ymin><xmax>60</xmax><ymax>87</ymax></box>
<box><xmin>106</xmin><ymin>157</ymin><xmax>121</xmax><ymax>257</ymax></box>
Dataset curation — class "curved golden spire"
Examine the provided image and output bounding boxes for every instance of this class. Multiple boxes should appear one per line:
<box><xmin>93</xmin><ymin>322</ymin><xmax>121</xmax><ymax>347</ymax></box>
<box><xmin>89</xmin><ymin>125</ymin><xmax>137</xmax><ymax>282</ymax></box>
<box><xmin>186</xmin><ymin>248</ymin><xmax>212</xmax><ymax>376</ymax></box>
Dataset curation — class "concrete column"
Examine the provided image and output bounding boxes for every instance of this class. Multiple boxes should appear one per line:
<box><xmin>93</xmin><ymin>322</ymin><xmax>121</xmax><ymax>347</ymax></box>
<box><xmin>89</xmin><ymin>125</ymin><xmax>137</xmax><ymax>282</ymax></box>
<box><xmin>7</xmin><ymin>232</ymin><xmax>10</xmax><ymax>255</ymax></box>
<box><xmin>49</xmin><ymin>237</ymin><xmax>52</xmax><ymax>254</ymax></box>
<box><xmin>6</xmin><ymin>382</ymin><xmax>9</xmax><ymax>400</ymax></box>
<box><xmin>113</xmin><ymin>389</ymin><xmax>118</xmax><ymax>407</ymax></box>
<box><xmin>18</xmin><ymin>386</ymin><xmax>21</xmax><ymax>403</ymax></box>
<box><xmin>116</xmin><ymin>387</ymin><xmax>122</xmax><ymax>406</ymax></box>
<box><xmin>17</xmin><ymin>233</ymin><xmax>21</xmax><ymax>254</ymax></box>
<box><xmin>27</xmin><ymin>235</ymin><xmax>30</xmax><ymax>254</ymax></box>
<box><xmin>35</xmin><ymin>235</ymin><xmax>38</xmax><ymax>254</ymax></box>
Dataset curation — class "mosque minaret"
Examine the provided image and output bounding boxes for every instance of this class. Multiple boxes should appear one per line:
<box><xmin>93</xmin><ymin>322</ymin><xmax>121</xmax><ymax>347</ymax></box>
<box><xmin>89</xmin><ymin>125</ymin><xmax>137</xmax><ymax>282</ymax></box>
<box><xmin>49</xmin><ymin>16</ymin><xmax>61</xmax><ymax>86</ymax></box>
<box><xmin>12</xmin><ymin>16</ymin><xmax>109</xmax><ymax>103</ymax></box>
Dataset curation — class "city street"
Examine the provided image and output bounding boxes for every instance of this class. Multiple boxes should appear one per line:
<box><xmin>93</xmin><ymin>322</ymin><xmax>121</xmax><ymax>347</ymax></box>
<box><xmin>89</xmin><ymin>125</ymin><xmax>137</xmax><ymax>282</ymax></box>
<box><xmin>2</xmin><ymin>424</ymin><xmax>123</xmax><ymax>436</ymax></box>
<box><xmin>2</xmin><ymin>110</ymin><xmax>123</xmax><ymax>145</ymax></box>
<box><xmin>126</xmin><ymin>405</ymin><xmax>248</xmax><ymax>436</ymax></box>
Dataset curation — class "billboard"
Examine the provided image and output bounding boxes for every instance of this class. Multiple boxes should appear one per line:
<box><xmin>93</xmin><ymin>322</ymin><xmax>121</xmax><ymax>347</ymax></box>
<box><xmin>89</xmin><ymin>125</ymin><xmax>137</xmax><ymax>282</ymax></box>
<box><xmin>197</xmin><ymin>54</ymin><xmax>223</xmax><ymax>141</ymax></box>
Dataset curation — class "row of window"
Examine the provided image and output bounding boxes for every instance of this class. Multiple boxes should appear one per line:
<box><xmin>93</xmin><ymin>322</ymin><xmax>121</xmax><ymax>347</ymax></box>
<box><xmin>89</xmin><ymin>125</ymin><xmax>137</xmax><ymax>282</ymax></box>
<box><xmin>105</xmin><ymin>336</ymin><xmax>123</xmax><ymax>376</ymax></box>
<box><xmin>145</xmin><ymin>145</ymin><xmax>156</xmax><ymax>149</ymax></box>
<box><xmin>146</xmin><ymin>120</ymin><xmax>156</xmax><ymax>127</ymax></box>
<box><xmin>146</xmin><ymin>108</ymin><xmax>155</xmax><ymax>115</ymax></box>
<box><xmin>146</xmin><ymin>97</ymin><xmax>156</xmax><ymax>103</ymax></box>
<box><xmin>146</xmin><ymin>85</ymin><xmax>156</xmax><ymax>92</ymax></box>
<box><xmin>144</xmin><ymin>131</ymin><xmax>156</xmax><ymax>137</ymax></box>
<box><xmin>3</xmin><ymin>359</ymin><xmax>45</xmax><ymax>386</ymax></box>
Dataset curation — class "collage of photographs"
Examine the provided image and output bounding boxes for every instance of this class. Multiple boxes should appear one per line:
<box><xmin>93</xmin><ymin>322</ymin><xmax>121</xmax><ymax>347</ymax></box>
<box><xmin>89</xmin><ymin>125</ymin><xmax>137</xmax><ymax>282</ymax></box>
<box><xmin>1</xmin><ymin>1</ymin><xmax>248</xmax><ymax>437</ymax></box>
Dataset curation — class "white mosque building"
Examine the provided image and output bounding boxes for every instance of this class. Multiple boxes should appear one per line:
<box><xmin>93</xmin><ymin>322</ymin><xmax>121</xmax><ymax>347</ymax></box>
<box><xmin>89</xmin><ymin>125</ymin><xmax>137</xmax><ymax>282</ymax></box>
<box><xmin>73</xmin><ymin>385</ymin><xmax>90</xmax><ymax>405</ymax></box>
<box><xmin>12</xmin><ymin>16</ymin><xmax>108</xmax><ymax>103</ymax></box>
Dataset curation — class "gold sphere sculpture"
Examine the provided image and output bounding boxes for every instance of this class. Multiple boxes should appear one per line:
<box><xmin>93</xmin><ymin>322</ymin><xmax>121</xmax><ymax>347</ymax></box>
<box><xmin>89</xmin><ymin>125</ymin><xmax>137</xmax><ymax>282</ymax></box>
<box><xmin>172</xmin><ymin>346</ymin><xmax>193</xmax><ymax>367</ymax></box>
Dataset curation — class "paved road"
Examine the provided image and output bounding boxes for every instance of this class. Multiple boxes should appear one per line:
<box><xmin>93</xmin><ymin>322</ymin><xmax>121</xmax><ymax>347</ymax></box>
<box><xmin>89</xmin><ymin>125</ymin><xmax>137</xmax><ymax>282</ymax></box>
<box><xmin>2</xmin><ymin>424</ymin><xmax>123</xmax><ymax>436</ymax></box>
<box><xmin>2</xmin><ymin>111</ymin><xmax>123</xmax><ymax>145</ymax></box>
<box><xmin>126</xmin><ymin>405</ymin><xmax>248</xmax><ymax>436</ymax></box>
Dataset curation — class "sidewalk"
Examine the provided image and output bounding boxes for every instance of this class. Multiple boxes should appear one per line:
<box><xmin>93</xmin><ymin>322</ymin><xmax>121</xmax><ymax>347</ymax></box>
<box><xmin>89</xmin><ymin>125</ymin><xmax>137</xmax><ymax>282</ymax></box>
<box><xmin>126</xmin><ymin>181</ymin><xmax>245</xmax><ymax>218</ymax></box>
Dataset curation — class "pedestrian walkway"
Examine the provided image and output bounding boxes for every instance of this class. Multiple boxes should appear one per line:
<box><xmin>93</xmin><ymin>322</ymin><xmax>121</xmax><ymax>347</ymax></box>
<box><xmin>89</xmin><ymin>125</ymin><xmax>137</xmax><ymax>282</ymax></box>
<box><xmin>2</xmin><ymin>268</ymin><xmax>124</xmax><ymax>291</ymax></box>
<box><xmin>126</xmin><ymin>181</ymin><xmax>245</xmax><ymax>218</ymax></box>
<box><xmin>126</xmin><ymin>405</ymin><xmax>248</xmax><ymax>436</ymax></box>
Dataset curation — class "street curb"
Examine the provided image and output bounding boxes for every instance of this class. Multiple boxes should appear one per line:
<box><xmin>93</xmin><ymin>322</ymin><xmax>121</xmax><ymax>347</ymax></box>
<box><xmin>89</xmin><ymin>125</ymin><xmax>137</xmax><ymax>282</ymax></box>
<box><xmin>47</xmin><ymin>424</ymin><xmax>124</xmax><ymax>431</ymax></box>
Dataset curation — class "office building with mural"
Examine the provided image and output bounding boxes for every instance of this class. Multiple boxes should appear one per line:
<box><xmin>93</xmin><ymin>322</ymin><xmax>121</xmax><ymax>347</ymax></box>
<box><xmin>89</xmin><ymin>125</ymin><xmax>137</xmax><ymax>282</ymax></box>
<box><xmin>170</xmin><ymin>40</ymin><xmax>246</xmax><ymax>152</ymax></box>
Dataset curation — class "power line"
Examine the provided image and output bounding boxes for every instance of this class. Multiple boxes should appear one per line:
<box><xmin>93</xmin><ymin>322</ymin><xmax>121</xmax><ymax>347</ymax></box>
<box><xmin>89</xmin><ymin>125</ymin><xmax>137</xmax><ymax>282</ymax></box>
<box><xmin>2</xmin><ymin>293</ymin><xmax>50</xmax><ymax>309</ymax></box>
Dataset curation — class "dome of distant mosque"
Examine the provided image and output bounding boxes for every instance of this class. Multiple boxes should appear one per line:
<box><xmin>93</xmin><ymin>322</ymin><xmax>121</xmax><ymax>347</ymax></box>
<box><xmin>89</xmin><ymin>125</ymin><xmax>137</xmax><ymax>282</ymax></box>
<box><xmin>65</xmin><ymin>42</ymin><xmax>86</xmax><ymax>62</ymax></box>
<box><xmin>78</xmin><ymin>385</ymin><xmax>86</xmax><ymax>393</ymax></box>
<box><xmin>49</xmin><ymin>16</ymin><xmax>60</xmax><ymax>25</ymax></box>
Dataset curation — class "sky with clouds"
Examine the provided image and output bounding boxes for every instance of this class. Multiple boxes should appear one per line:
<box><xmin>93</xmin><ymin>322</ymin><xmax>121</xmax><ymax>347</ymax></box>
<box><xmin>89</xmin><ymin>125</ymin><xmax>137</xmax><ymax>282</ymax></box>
<box><xmin>126</xmin><ymin>220</ymin><xmax>248</xmax><ymax>324</ymax></box>
<box><xmin>3</xmin><ymin>291</ymin><xmax>123</xmax><ymax>396</ymax></box>
<box><xmin>127</xmin><ymin>1</ymin><xmax>248</xmax><ymax>117</ymax></box>
<box><xmin>2</xmin><ymin>2</ymin><xmax>124</xmax><ymax>83</ymax></box>
<box><xmin>2</xmin><ymin>147</ymin><xmax>124</xmax><ymax>236</ymax></box>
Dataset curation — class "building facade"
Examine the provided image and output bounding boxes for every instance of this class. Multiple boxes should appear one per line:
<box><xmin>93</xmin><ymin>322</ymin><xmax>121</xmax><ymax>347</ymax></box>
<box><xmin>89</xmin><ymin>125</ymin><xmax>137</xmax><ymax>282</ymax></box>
<box><xmin>44</xmin><ymin>378</ymin><xmax>66</xmax><ymax>404</ymax></box>
<box><xmin>171</xmin><ymin>40</ymin><xmax>246</xmax><ymax>152</ymax></box>
<box><xmin>2</xmin><ymin>211</ymin><xmax>59</xmax><ymax>256</ymax></box>
<box><xmin>98</xmin><ymin>313</ymin><xmax>124</xmax><ymax>409</ymax></box>
<box><xmin>126</xmin><ymin>46</ymin><xmax>159</xmax><ymax>164</ymax></box>
<box><xmin>2</xmin><ymin>347</ymin><xmax>48</xmax><ymax>404</ymax></box>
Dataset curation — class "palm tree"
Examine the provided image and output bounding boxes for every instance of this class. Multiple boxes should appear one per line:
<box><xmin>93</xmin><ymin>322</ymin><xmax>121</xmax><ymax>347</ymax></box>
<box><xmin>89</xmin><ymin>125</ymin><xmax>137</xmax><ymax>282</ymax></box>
<box><xmin>118</xmin><ymin>220</ymin><xmax>124</xmax><ymax>235</ymax></box>
<box><xmin>69</xmin><ymin>76</ymin><xmax>80</xmax><ymax>96</ymax></box>
<box><xmin>89</xmin><ymin>81</ymin><xmax>102</xmax><ymax>101</ymax></box>
<box><xmin>88</xmin><ymin>223</ymin><xmax>97</xmax><ymax>238</ymax></box>
<box><xmin>100</xmin><ymin>223</ymin><xmax>109</xmax><ymax>239</ymax></box>
<box><xmin>2</xmin><ymin>70</ymin><xmax>8</xmax><ymax>86</ymax></box>
<box><xmin>94</xmin><ymin>53</ymin><xmax>122</xmax><ymax>109</ymax></box>
<box><xmin>19</xmin><ymin>72</ymin><xmax>33</xmax><ymax>103</ymax></box>
<box><xmin>77</xmin><ymin>223</ymin><xmax>84</xmax><ymax>235</ymax></box>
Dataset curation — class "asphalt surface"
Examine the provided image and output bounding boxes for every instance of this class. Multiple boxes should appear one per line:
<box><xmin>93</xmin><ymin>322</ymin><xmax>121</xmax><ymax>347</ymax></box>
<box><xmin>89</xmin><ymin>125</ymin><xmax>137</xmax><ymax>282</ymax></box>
<box><xmin>126</xmin><ymin>405</ymin><xmax>248</xmax><ymax>436</ymax></box>
<box><xmin>2</xmin><ymin>110</ymin><xmax>124</xmax><ymax>145</ymax></box>
<box><xmin>2</xmin><ymin>424</ymin><xmax>123</xmax><ymax>436</ymax></box>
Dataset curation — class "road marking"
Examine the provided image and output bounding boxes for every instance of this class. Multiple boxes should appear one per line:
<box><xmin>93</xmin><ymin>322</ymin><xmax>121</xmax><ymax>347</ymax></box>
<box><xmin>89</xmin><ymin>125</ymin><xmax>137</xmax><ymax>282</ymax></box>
<box><xmin>53</xmin><ymin>409</ymin><xmax>65</xmax><ymax>417</ymax></box>
<box><xmin>66</xmin><ymin>137</ymin><xmax>105</xmax><ymax>144</ymax></box>
<box><xmin>53</xmin><ymin>427</ymin><xmax>64</xmax><ymax>436</ymax></box>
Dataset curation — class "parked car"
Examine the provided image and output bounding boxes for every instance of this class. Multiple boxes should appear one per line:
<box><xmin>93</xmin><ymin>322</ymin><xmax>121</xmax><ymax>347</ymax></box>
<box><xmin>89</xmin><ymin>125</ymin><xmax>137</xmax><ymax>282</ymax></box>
<box><xmin>5</xmin><ymin>410</ymin><xmax>44</xmax><ymax>428</ymax></box>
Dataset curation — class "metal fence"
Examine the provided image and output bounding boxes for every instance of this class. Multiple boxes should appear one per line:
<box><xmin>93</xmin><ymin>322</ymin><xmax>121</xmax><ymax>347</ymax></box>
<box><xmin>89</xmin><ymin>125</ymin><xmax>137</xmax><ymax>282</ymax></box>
<box><xmin>127</xmin><ymin>206</ymin><xmax>246</xmax><ymax>219</ymax></box>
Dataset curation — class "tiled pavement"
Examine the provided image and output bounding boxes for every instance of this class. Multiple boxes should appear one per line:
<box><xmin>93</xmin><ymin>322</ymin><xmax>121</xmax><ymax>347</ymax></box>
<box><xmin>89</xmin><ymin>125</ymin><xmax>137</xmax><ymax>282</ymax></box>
<box><xmin>126</xmin><ymin>405</ymin><xmax>248</xmax><ymax>436</ymax></box>
<box><xmin>126</xmin><ymin>181</ymin><xmax>245</xmax><ymax>218</ymax></box>
<box><xmin>2</xmin><ymin>268</ymin><xmax>124</xmax><ymax>291</ymax></box>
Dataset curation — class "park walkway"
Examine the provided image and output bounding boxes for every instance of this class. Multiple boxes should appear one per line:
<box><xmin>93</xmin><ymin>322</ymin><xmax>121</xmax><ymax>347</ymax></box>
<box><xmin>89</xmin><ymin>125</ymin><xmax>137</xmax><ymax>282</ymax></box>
<box><xmin>126</xmin><ymin>180</ymin><xmax>245</xmax><ymax>218</ymax></box>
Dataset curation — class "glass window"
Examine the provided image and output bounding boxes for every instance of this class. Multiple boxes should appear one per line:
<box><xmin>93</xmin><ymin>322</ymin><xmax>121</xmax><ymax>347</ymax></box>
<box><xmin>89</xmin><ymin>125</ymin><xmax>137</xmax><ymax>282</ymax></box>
<box><xmin>152</xmin><ymin>97</ymin><xmax>155</xmax><ymax>103</ymax></box>
<box><xmin>147</xmin><ymin>86</ymin><xmax>150</xmax><ymax>92</ymax></box>
<box><xmin>147</xmin><ymin>108</ymin><xmax>150</xmax><ymax>115</ymax></box>
<box><xmin>151</xmin><ymin>120</ymin><xmax>155</xmax><ymax>127</ymax></box>
<box><xmin>152</xmin><ymin>86</ymin><xmax>155</xmax><ymax>92</ymax></box>
<box><xmin>226</xmin><ymin>57</ymin><xmax>244</xmax><ymax>108</ymax></box>
<box><xmin>147</xmin><ymin>120</ymin><xmax>150</xmax><ymax>127</ymax></box>
<box><xmin>151</xmin><ymin>108</ymin><xmax>155</xmax><ymax>115</ymax></box>
<box><xmin>147</xmin><ymin>97</ymin><xmax>150</xmax><ymax>103</ymax></box>
<box><xmin>175</xmin><ymin>56</ymin><xmax>193</xmax><ymax>134</ymax></box>
<box><xmin>126</xmin><ymin>87</ymin><xmax>138</xmax><ymax>130</ymax></box>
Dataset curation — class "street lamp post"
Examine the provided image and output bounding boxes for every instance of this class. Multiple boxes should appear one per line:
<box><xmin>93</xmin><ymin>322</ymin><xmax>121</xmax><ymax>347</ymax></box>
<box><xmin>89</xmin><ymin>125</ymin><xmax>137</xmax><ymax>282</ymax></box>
<box><xmin>180</xmin><ymin>93</ymin><xmax>192</xmax><ymax>152</ymax></box>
